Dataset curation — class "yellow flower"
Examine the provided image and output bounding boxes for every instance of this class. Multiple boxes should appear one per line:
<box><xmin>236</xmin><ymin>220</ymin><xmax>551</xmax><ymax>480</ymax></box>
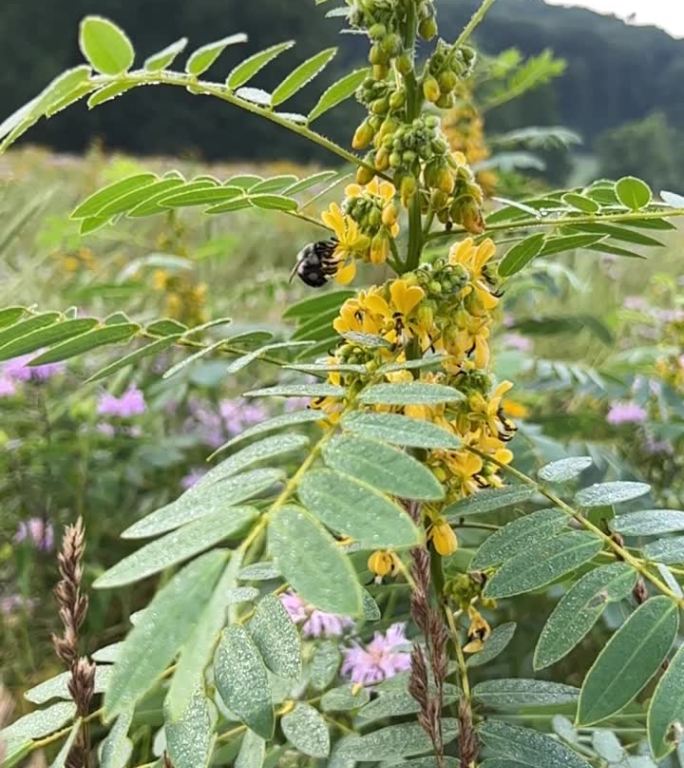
<box><xmin>447</xmin><ymin>451</ymin><xmax>484</xmax><ymax>498</ymax></box>
<box><xmin>389</xmin><ymin>279</ymin><xmax>425</xmax><ymax>317</ymax></box>
<box><xmin>503</xmin><ymin>399</ymin><xmax>529</xmax><ymax>420</ymax></box>
<box><xmin>368</xmin><ymin>549</ymin><xmax>401</xmax><ymax>581</ymax></box>
<box><xmin>468</xmin><ymin>380</ymin><xmax>513</xmax><ymax>436</ymax></box>
<box><xmin>321</xmin><ymin>202</ymin><xmax>370</xmax><ymax>283</ymax></box>
<box><xmin>430</xmin><ymin>518</ymin><xmax>458</xmax><ymax>556</ymax></box>
<box><xmin>463</xmin><ymin>607</ymin><xmax>492</xmax><ymax>653</ymax></box>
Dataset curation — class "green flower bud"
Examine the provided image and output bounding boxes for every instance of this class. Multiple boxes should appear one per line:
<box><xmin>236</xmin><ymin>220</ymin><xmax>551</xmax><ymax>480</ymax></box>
<box><xmin>418</xmin><ymin>16</ymin><xmax>438</xmax><ymax>40</ymax></box>
<box><xmin>422</xmin><ymin>75</ymin><xmax>441</xmax><ymax>103</ymax></box>
<box><xmin>438</xmin><ymin>70</ymin><xmax>459</xmax><ymax>92</ymax></box>
<box><xmin>436</xmin><ymin>93</ymin><xmax>455</xmax><ymax>109</ymax></box>
<box><xmin>389</xmin><ymin>151</ymin><xmax>402</xmax><ymax>168</ymax></box>
<box><xmin>356</xmin><ymin>164</ymin><xmax>376</xmax><ymax>186</ymax></box>
<box><xmin>400</xmin><ymin>174</ymin><xmax>417</xmax><ymax>205</ymax></box>
<box><xmin>396</xmin><ymin>52</ymin><xmax>413</xmax><ymax>75</ymax></box>
<box><xmin>389</xmin><ymin>88</ymin><xmax>406</xmax><ymax>109</ymax></box>
<box><xmin>382</xmin><ymin>33</ymin><xmax>402</xmax><ymax>57</ymax></box>
<box><xmin>352</xmin><ymin>120</ymin><xmax>375</xmax><ymax>150</ymax></box>
<box><xmin>369</xmin><ymin>23</ymin><xmax>386</xmax><ymax>40</ymax></box>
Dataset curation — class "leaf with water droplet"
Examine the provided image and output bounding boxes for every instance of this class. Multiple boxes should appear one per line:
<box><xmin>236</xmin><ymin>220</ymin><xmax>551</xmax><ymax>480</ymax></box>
<box><xmin>248</xmin><ymin>595</ymin><xmax>302</xmax><ymax>680</ymax></box>
<box><xmin>281</xmin><ymin>703</ymin><xmax>330</xmax><ymax>757</ymax></box>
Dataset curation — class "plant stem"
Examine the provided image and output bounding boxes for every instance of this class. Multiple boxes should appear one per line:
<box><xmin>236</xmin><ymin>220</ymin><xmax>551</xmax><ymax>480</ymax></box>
<box><xmin>453</xmin><ymin>0</ymin><xmax>498</xmax><ymax>50</ymax></box>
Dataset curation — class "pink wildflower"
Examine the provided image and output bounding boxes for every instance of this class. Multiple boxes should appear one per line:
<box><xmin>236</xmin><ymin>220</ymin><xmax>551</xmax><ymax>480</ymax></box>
<box><xmin>342</xmin><ymin>623</ymin><xmax>412</xmax><ymax>684</ymax></box>
<box><xmin>280</xmin><ymin>591</ymin><xmax>354</xmax><ymax>638</ymax></box>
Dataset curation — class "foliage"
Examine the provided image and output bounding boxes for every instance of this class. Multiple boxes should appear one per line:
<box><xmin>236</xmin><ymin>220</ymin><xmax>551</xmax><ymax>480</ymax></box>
<box><xmin>1</xmin><ymin>1</ymin><xmax>684</xmax><ymax>768</ymax></box>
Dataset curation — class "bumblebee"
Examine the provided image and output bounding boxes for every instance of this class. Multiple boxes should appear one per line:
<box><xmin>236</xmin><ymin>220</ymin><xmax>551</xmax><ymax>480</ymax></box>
<box><xmin>290</xmin><ymin>238</ymin><xmax>339</xmax><ymax>287</ymax></box>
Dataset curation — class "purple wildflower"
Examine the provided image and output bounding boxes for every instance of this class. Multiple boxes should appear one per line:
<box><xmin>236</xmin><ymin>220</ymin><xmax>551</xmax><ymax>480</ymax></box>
<box><xmin>342</xmin><ymin>623</ymin><xmax>412</xmax><ymax>684</ymax></box>
<box><xmin>2</xmin><ymin>354</ymin><xmax>65</xmax><ymax>383</ymax></box>
<box><xmin>624</xmin><ymin>296</ymin><xmax>648</xmax><ymax>312</ymax></box>
<box><xmin>644</xmin><ymin>436</ymin><xmax>674</xmax><ymax>456</ymax></box>
<box><xmin>280</xmin><ymin>591</ymin><xmax>354</xmax><ymax>638</ymax></box>
<box><xmin>14</xmin><ymin>517</ymin><xmax>54</xmax><ymax>552</ymax></box>
<box><xmin>0</xmin><ymin>594</ymin><xmax>35</xmax><ymax>616</ymax></box>
<box><xmin>606</xmin><ymin>401</ymin><xmax>648</xmax><ymax>426</ymax></box>
<box><xmin>0</xmin><ymin>377</ymin><xmax>17</xmax><ymax>397</ymax></box>
<box><xmin>96</xmin><ymin>422</ymin><xmax>116</xmax><ymax>437</ymax></box>
<box><xmin>181</xmin><ymin>468</ymin><xmax>207</xmax><ymax>490</ymax></box>
<box><xmin>502</xmin><ymin>332</ymin><xmax>532</xmax><ymax>353</ymax></box>
<box><xmin>97</xmin><ymin>385</ymin><xmax>146</xmax><ymax>418</ymax></box>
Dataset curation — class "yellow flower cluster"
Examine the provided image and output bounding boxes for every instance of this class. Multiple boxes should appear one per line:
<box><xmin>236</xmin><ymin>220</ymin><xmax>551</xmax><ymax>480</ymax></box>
<box><xmin>321</xmin><ymin>179</ymin><xmax>400</xmax><ymax>284</ymax></box>
<box><xmin>308</xmin><ymin>236</ymin><xmax>517</xmax><ymax>574</ymax></box>
<box><xmin>443</xmin><ymin>99</ymin><xmax>497</xmax><ymax>197</ymax></box>
<box><xmin>152</xmin><ymin>269</ymin><xmax>208</xmax><ymax>326</ymax></box>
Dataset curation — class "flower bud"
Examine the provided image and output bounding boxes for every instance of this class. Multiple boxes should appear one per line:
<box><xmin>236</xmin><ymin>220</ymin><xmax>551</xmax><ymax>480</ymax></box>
<box><xmin>382</xmin><ymin>202</ymin><xmax>398</xmax><ymax>227</ymax></box>
<box><xmin>389</xmin><ymin>88</ymin><xmax>406</xmax><ymax>109</ymax></box>
<box><xmin>368</xmin><ymin>23</ymin><xmax>386</xmax><ymax>39</ymax></box>
<box><xmin>389</xmin><ymin>151</ymin><xmax>402</xmax><ymax>168</ymax></box>
<box><xmin>368</xmin><ymin>549</ymin><xmax>398</xmax><ymax>579</ymax></box>
<box><xmin>438</xmin><ymin>70</ymin><xmax>459</xmax><ymax>92</ymax></box>
<box><xmin>369</xmin><ymin>44</ymin><xmax>386</xmax><ymax>66</ymax></box>
<box><xmin>356</xmin><ymin>164</ymin><xmax>376</xmax><ymax>185</ymax></box>
<box><xmin>436</xmin><ymin>93</ymin><xmax>455</xmax><ymax>109</ymax></box>
<box><xmin>459</xmin><ymin>198</ymin><xmax>486</xmax><ymax>234</ymax></box>
<box><xmin>352</xmin><ymin>120</ymin><xmax>374</xmax><ymax>150</ymax></box>
<box><xmin>436</xmin><ymin>166</ymin><xmax>455</xmax><ymax>195</ymax></box>
<box><xmin>418</xmin><ymin>16</ymin><xmax>438</xmax><ymax>40</ymax></box>
<box><xmin>375</xmin><ymin>147</ymin><xmax>390</xmax><ymax>171</ymax></box>
<box><xmin>372</xmin><ymin>64</ymin><xmax>390</xmax><ymax>80</ymax></box>
<box><xmin>400</xmin><ymin>174</ymin><xmax>417</xmax><ymax>205</ymax></box>
<box><xmin>370</xmin><ymin>232</ymin><xmax>389</xmax><ymax>264</ymax></box>
<box><xmin>422</xmin><ymin>75</ymin><xmax>441</xmax><ymax>103</ymax></box>
<box><xmin>396</xmin><ymin>52</ymin><xmax>413</xmax><ymax>75</ymax></box>
<box><xmin>431</xmin><ymin>519</ymin><xmax>458</xmax><ymax>556</ymax></box>
<box><xmin>382</xmin><ymin>33</ymin><xmax>402</xmax><ymax>57</ymax></box>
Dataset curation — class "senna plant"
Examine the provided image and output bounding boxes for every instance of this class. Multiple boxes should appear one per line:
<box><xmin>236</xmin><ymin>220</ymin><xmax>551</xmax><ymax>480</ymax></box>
<box><xmin>2</xmin><ymin>1</ymin><xmax>684</xmax><ymax>767</ymax></box>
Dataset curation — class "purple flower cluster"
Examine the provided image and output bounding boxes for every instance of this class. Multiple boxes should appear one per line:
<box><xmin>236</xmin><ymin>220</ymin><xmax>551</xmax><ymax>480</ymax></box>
<box><xmin>185</xmin><ymin>397</ymin><xmax>267</xmax><ymax>448</ymax></box>
<box><xmin>0</xmin><ymin>354</ymin><xmax>65</xmax><ymax>396</ymax></box>
<box><xmin>280</xmin><ymin>591</ymin><xmax>355</xmax><ymax>638</ymax></box>
<box><xmin>606</xmin><ymin>401</ymin><xmax>648</xmax><ymax>426</ymax></box>
<box><xmin>280</xmin><ymin>591</ymin><xmax>412</xmax><ymax>685</ymax></box>
<box><xmin>1</xmin><ymin>594</ymin><xmax>34</xmax><ymax>616</ymax></box>
<box><xmin>342</xmin><ymin>623</ymin><xmax>412</xmax><ymax>684</ymax></box>
<box><xmin>14</xmin><ymin>517</ymin><xmax>54</xmax><ymax>552</ymax></box>
<box><xmin>97</xmin><ymin>385</ymin><xmax>146</xmax><ymax>418</ymax></box>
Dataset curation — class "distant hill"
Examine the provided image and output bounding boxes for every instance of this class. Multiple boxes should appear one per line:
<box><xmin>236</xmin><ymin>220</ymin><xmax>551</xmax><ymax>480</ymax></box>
<box><xmin>0</xmin><ymin>0</ymin><xmax>682</xmax><ymax>160</ymax></box>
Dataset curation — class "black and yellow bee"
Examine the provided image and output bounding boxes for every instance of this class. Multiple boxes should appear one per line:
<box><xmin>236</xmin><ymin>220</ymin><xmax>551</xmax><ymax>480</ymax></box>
<box><xmin>290</xmin><ymin>238</ymin><xmax>339</xmax><ymax>287</ymax></box>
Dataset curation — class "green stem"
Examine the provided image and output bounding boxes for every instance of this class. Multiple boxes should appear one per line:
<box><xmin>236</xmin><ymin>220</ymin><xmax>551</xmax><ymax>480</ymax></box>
<box><xmin>453</xmin><ymin>0</ymin><xmax>498</xmax><ymax>50</ymax></box>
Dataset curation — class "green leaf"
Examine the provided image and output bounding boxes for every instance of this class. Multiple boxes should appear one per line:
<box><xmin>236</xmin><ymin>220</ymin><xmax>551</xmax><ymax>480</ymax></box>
<box><xmin>571</xmin><ymin>222</ymin><xmax>663</xmax><ymax>247</ymax></box>
<box><xmin>249</xmin><ymin>193</ymin><xmax>298</xmax><ymax>211</ymax></box>
<box><xmin>479</xmin><ymin>721</ymin><xmax>591</xmax><ymax>768</ymax></box>
<box><xmin>308</xmin><ymin>68</ymin><xmax>368</xmax><ymax>123</ymax></box>
<box><xmin>359</xmin><ymin>382</ymin><xmax>464</xmax><ymax>406</ymax></box>
<box><xmin>235</xmin><ymin>729</ymin><xmax>265</xmax><ymax>768</ymax></box>
<box><xmin>341</xmin><ymin>411</ymin><xmax>460</xmax><ymax>450</ymax></box>
<box><xmin>0</xmin><ymin>312</ymin><xmax>60</xmax><ymax>348</ymax></box>
<box><xmin>87</xmin><ymin>81</ymin><xmax>138</xmax><ymax>108</ymax></box>
<box><xmin>613</xmin><ymin>510</ymin><xmax>684</xmax><ymax>536</ymax></box>
<box><xmin>165</xmin><ymin>689</ymin><xmax>217</xmax><ymax>768</ymax></box>
<box><xmin>159</xmin><ymin>186</ymin><xmax>243</xmax><ymax>208</ymax></box>
<box><xmin>245</xmin><ymin>383</ymin><xmax>344</xmax><ymax>399</ymax></box>
<box><xmin>616</xmin><ymin>176</ymin><xmax>652</xmax><ymax>210</ymax></box>
<box><xmin>227</xmin><ymin>41</ymin><xmax>295</xmax><ymax>90</ymax></box>
<box><xmin>29</xmin><ymin>323</ymin><xmax>138</xmax><ymax>364</ymax></box>
<box><xmin>144</xmin><ymin>37</ymin><xmax>188</xmax><ymax>71</ymax></box>
<box><xmin>538</xmin><ymin>456</ymin><xmax>593</xmax><ymax>483</ymax></box>
<box><xmin>643</xmin><ymin>536</ymin><xmax>684</xmax><ymax>564</ymax></box>
<box><xmin>217</xmin><ymin>410</ymin><xmax>322</xmax><ymax>452</ymax></box>
<box><xmin>578</xmin><ymin>597</ymin><xmax>679</xmax><ymax>725</ymax></box>
<box><xmin>484</xmin><ymin>532</ymin><xmax>603</xmax><ymax>599</ymax></box>
<box><xmin>473</xmin><ymin>679</ymin><xmax>579</xmax><ymax>709</ymax></box>
<box><xmin>214</xmin><ymin>625</ymin><xmax>274</xmax><ymax>739</ymax></box>
<box><xmin>534</xmin><ymin>563</ymin><xmax>637</xmax><ymax>670</ymax></box>
<box><xmin>321</xmin><ymin>685</ymin><xmax>371</xmax><ymax>712</ymax></box>
<box><xmin>86</xmin><ymin>335</ymin><xmax>181</xmax><ymax>383</ymax></box>
<box><xmin>561</xmin><ymin>192</ymin><xmax>600</xmax><ymax>213</ymax></box>
<box><xmin>124</xmin><ymin>472</ymin><xmax>279</xmax><ymax>539</ymax></box>
<box><xmin>99</xmin><ymin>709</ymin><xmax>134</xmax><ymax>768</ymax></box>
<box><xmin>648</xmin><ymin>643</ymin><xmax>684</xmax><ymax>760</ymax></box>
<box><xmin>249</xmin><ymin>595</ymin><xmax>302</xmax><ymax>680</ymax></box>
<box><xmin>310</xmin><ymin>640</ymin><xmax>342</xmax><ymax>690</ymax></box>
<box><xmin>281</xmin><ymin>704</ymin><xmax>330</xmax><ymax>758</ymax></box>
<box><xmin>592</xmin><ymin>730</ymin><xmax>624</xmax><ymax>763</ymax></box>
<box><xmin>103</xmin><ymin>551</ymin><xmax>226</xmax><ymax>719</ymax></box>
<box><xmin>283</xmin><ymin>289</ymin><xmax>354</xmax><ymax>319</ymax></box>
<box><xmin>357</xmin><ymin>687</ymin><xmax>458</xmax><ymax>724</ymax></box>
<box><xmin>498</xmin><ymin>233</ymin><xmax>546</xmax><ymax>277</ymax></box>
<box><xmin>298</xmin><ymin>469</ymin><xmax>422</xmax><ymax>549</ymax></box>
<box><xmin>268</xmin><ymin>504</ymin><xmax>362</xmax><ymax>615</ymax></box>
<box><xmin>166</xmin><ymin>554</ymin><xmax>243</xmax><ymax>721</ymax></box>
<box><xmin>250</xmin><ymin>176</ymin><xmax>299</xmax><ymax>193</ymax></box>
<box><xmin>71</xmin><ymin>173</ymin><xmax>158</xmax><ymax>218</ymax></box>
<box><xmin>445</xmin><ymin>485</ymin><xmax>535</xmax><ymax>519</ymax></box>
<box><xmin>467</xmin><ymin>622</ymin><xmax>516</xmax><ymax>668</ymax></box>
<box><xmin>335</xmin><ymin>720</ymin><xmax>457</xmax><ymax>761</ymax></box>
<box><xmin>38</xmin><ymin>67</ymin><xmax>93</xmax><ymax>115</ymax></box>
<box><xmin>322</xmin><ymin>434</ymin><xmax>444</xmax><ymax>501</ymax></box>
<box><xmin>186</xmin><ymin>34</ymin><xmax>248</xmax><ymax>76</ymax></box>
<box><xmin>271</xmin><ymin>48</ymin><xmax>337</xmax><ymax>107</ymax></box>
<box><xmin>95</xmin><ymin>508</ymin><xmax>256</xmax><ymax>588</ymax></box>
<box><xmin>0</xmin><ymin>307</ymin><xmax>26</xmax><ymax>329</ymax></box>
<box><xmin>79</xmin><ymin>16</ymin><xmax>135</xmax><ymax>75</ymax></box>
<box><xmin>0</xmin><ymin>702</ymin><xmax>76</xmax><ymax>758</ymax></box>
<box><xmin>25</xmin><ymin>666</ymin><xmax>111</xmax><ymax>705</ymax></box>
<box><xmin>471</xmin><ymin>509</ymin><xmax>568</xmax><ymax>569</ymax></box>
<box><xmin>282</xmin><ymin>170</ymin><xmax>338</xmax><ymax>195</ymax></box>
<box><xmin>575</xmin><ymin>481</ymin><xmax>650</xmax><ymax>508</ymax></box>
<box><xmin>539</xmin><ymin>233</ymin><xmax>606</xmax><ymax>256</ymax></box>
<box><xmin>0</xmin><ymin>318</ymin><xmax>98</xmax><ymax>361</ymax></box>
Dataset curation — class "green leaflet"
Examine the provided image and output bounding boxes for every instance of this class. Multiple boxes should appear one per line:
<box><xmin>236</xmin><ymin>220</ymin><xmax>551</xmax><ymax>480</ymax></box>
<box><xmin>248</xmin><ymin>595</ymin><xmax>302</xmax><ymax>680</ymax></box>
<box><xmin>334</xmin><ymin>720</ymin><xmax>458</xmax><ymax>761</ymax></box>
<box><xmin>281</xmin><ymin>703</ymin><xmax>330</xmax><ymax>758</ymax></box>
<box><xmin>471</xmin><ymin>508</ymin><xmax>568</xmax><ymax>569</ymax></box>
<box><xmin>0</xmin><ymin>702</ymin><xmax>76</xmax><ymax>757</ymax></box>
<box><xmin>647</xmin><ymin>644</ymin><xmax>684</xmax><ymax>760</ymax></box>
<box><xmin>575</xmin><ymin>481</ymin><xmax>650</xmax><ymax>508</ymax></box>
<box><xmin>613</xmin><ymin>510</ymin><xmax>684</xmax><ymax>536</ymax></box>
<box><xmin>359</xmin><ymin>382</ymin><xmax>463</xmax><ymax>405</ymax></box>
<box><xmin>123</xmin><ymin>471</ymin><xmax>279</xmax><ymax>538</ymax></box>
<box><xmin>165</xmin><ymin>689</ymin><xmax>217</xmax><ymax>768</ymax></box>
<box><xmin>214</xmin><ymin>625</ymin><xmax>274</xmax><ymax>739</ymax></box>
<box><xmin>235</xmin><ymin>729</ymin><xmax>266</xmax><ymax>768</ymax></box>
<box><xmin>341</xmin><ymin>411</ymin><xmax>459</xmax><ymax>449</ymax></box>
<box><xmin>445</xmin><ymin>485</ymin><xmax>534</xmax><ymax>519</ymax></box>
<box><xmin>577</xmin><ymin>596</ymin><xmax>679</xmax><ymax>725</ymax></box>
<box><xmin>615</xmin><ymin>176</ymin><xmax>652</xmax><ymax>210</ymax></box>
<box><xmin>472</xmin><ymin>679</ymin><xmax>579</xmax><ymax>709</ymax></box>
<box><xmin>534</xmin><ymin>563</ymin><xmax>637</xmax><ymax>670</ymax></box>
<box><xmin>29</xmin><ymin>323</ymin><xmax>139</xmax><ymax>364</ymax></box>
<box><xmin>478</xmin><ymin>720</ymin><xmax>591</xmax><ymax>768</ymax></box>
<box><xmin>104</xmin><ymin>551</ymin><xmax>226</xmax><ymax>719</ymax></box>
<box><xmin>79</xmin><ymin>16</ymin><xmax>134</xmax><ymax>75</ymax></box>
<box><xmin>268</xmin><ymin>504</ymin><xmax>363</xmax><ymax>615</ymax></box>
<box><xmin>271</xmin><ymin>48</ymin><xmax>337</xmax><ymax>107</ymax></box>
<box><xmin>643</xmin><ymin>536</ymin><xmax>684</xmax><ymax>564</ymax></box>
<box><xmin>144</xmin><ymin>37</ymin><xmax>188</xmax><ymax>71</ymax></box>
<box><xmin>308</xmin><ymin>68</ymin><xmax>368</xmax><ymax>123</ymax></box>
<box><xmin>484</xmin><ymin>532</ymin><xmax>603</xmax><ymax>599</ymax></box>
<box><xmin>322</xmin><ymin>434</ymin><xmax>444</xmax><ymax>501</ymax></box>
<box><xmin>98</xmin><ymin>709</ymin><xmax>134</xmax><ymax>768</ymax></box>
<box><xmin>538</xmin><ymin>456</ymin><xmax>593</xmax><ymax>483</ymax></box>
<box><xmin>321</xmin><ymin>684</ymin><xmax>371</xmax><ymax>712</ymax></box>
<box><xmin>227</xmin><ymin>41</ymin><xmax>295</xmax><ymax>90</ymax></box>
<box><xmin>185</xmin><ymin>34</ymin><xmax>248</xmax><ymax>76</ymax></box>
<box><xmin>498</xmin><ymin>233</ymin><xmax>546</xmax><ymax>277</ymax></box>
<box><xmin>297</xmin><ymin>469</ymin><xmax>423</xmax><ymax>549</ymax></box>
